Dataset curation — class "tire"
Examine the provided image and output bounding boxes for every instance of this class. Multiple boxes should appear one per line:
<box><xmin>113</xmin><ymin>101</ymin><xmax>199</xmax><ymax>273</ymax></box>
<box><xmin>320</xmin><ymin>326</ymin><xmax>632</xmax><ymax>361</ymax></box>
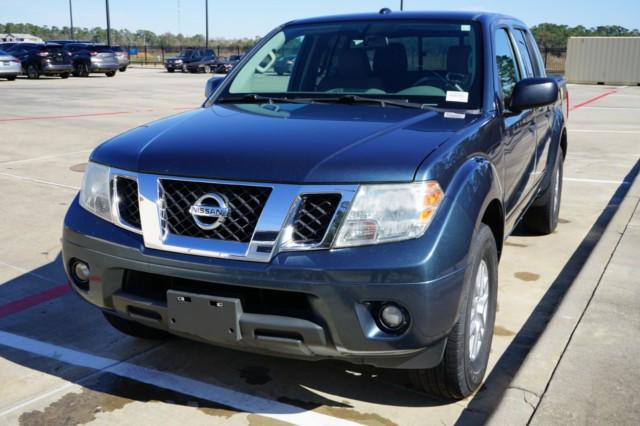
<box><xmin>410</xmin><ymin>224</ymin><xmax>498</xmax><ymax>400</ymax></box>
<box><xmin>167</xmin><ymin>68</ymin><xmax>175</xmax><ymax>73</ymax></box>
<box><xmin>105</xmin><ymin>71</ymin><xmax>116</xmax><ymax>77</ymax></box>
<box><xmin>6</xmin><ymin>75</ymin><xmax>17</xmax><ymax>81</ymax></box>
<box><xmin>523</xmin><ymin>148</ymin><xmax>564</xmax><ymax>235</ymax></box>
<box><xmin>76</xmin><ymin>62</ymin><xmax>89</xmax><ymax>77</ymax></box>
<box><xmin>103</xmin><ymin>312</ymin><xmax>170</xmax><ymax>339</ymax></box>
<box><xmin>60</xmin><ymin>73</ymin><xmax>70</xmax><ymax>79</ymax></box>
<box><xmin>119</xmin><ymin>66</ymin><xmax>127</xmax><ymax>72</ymax></box>
<box><xmin>26</xmin><ymin>64</ymin><xmax>39</xmax><ymax>79</ymax></box>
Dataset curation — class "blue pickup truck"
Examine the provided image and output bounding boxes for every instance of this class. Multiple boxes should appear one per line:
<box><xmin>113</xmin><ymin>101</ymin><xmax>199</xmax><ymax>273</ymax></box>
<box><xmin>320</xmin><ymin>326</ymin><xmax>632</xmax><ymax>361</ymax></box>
<box><xmin>63</xmin><ymin>10</ymin><xmax>568</xmax><ymax>399</ymax></box>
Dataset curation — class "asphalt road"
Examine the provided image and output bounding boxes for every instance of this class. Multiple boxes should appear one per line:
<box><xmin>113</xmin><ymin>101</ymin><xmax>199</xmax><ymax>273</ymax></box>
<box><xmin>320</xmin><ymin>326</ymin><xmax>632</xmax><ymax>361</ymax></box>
<box><xmin>0</xmin><ymin>69</ymin><xmax>638</xmax><ymax>425</ymax></box>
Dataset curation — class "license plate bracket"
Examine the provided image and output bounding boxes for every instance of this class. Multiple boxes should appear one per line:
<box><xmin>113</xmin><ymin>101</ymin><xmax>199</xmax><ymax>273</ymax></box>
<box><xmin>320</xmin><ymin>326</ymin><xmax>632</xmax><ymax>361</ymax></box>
<box><xmin>167</xmin><ymin>290</ymin><xmax>242</xmax><ymax>342</ymax></box>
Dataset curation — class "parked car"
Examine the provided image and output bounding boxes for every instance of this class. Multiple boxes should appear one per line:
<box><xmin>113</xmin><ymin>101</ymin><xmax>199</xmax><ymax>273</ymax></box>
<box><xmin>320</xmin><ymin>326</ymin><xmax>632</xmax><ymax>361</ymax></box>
<box><xmin>111</xmin><ymin>46</ymin><xmax>130</xmax><ymax>72</ymax></box>
<box><xmin>164</xmin><ymin>48</ymin><xmax>214</xmax><ymax>73</ymax></box>
<box><xmin>214</xmin><ymin>54</ymin><xmax>243</xmax><ymax>73</ymax></box>
<box><xmin>274</xmin><ymin>55</ymin><xmax>296</xmax><ymax>75</ymax></box>
<box><xmin>185</xmin><ymin>54</ymin><xmax>219</xmax><ymax>73</ymax></box>
<box><xmin>48</xmin><ymin>39</ymin><xmax>94</xmax><ymax>46</ymax></box>
<box><xmin>64</xmin><ymin>43</ymin><xmax>119</xmax><ymax>77</ymax></box>
<box><xmin>8</xmin><ymin>43</ymin><xmax>72</xmax><ymax>79</ymax></box>
<box><xmin>0</xmin><ymin>42</ymin><xmax>20</xmax><ymax>51</ymax></box>
<box><xmin>0</xmin><ymin>49</ymin><xmax>21</xmax><ymax>80</ymax></box>
<box><xmin>63</xmin><ymin>10</ymin><xmax>568</xmax><ymax>400</ymax></box>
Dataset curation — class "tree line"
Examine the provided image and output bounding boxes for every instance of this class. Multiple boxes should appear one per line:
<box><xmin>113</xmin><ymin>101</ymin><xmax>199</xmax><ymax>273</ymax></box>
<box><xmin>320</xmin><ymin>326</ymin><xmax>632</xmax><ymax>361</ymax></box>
<box><xmin>2</xmin><ymin>22</ymin><xmax>639</xmax><ymax>49</ymax></box>
<box><xmin>0</xmin><ymin>22</ymin><xmax>260</xmax><ymax>49</ymax></box>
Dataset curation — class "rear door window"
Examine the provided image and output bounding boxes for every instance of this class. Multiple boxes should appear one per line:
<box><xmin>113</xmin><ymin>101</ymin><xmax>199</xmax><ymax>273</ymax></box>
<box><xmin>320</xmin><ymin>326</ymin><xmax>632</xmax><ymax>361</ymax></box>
<box><xmin>524</xmin><ymin>30</ymin><xmax>545</xmax><ymax>77</ymax></box>
<box><xmin>494</xmin><ymin>29</ymin><xmax>521</xmax><ymax>104</ymax></box>
<box><xmin>512</xmin><ymin>29</ymin><xmax>534</xmax><ymax>78</ymax></box>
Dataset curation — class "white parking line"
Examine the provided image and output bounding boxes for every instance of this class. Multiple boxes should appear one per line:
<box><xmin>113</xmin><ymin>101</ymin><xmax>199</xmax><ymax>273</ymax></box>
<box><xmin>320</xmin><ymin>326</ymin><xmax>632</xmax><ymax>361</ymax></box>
<box><xmin>564</xmin><ymin>177</ymin><xmax>631</xmax><ymax>185</ymax></box>
<box><xmin>569</xmin><ymin>129</ymin><xmax>640</xmax><ymax>134</ymax></box>
<box><xmin>0</xmin><ymin>331</ymin><xmax>358</xmax><ymax>426</ymax></box>
<box><xmin>0</xmin><ymin>172</ymin><xmax>79</xmax><ymax>191</ymax></box>
<box><xmin>0</xmin><ymin>149</ymin><xmax>91</xmax><ymax>166</ymax></box>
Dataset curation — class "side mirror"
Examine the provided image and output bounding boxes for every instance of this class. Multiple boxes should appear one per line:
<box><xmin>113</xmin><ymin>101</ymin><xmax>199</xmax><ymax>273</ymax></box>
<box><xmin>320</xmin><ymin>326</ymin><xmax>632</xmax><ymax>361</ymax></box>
<box><xmin>204</xmin><ymin>76</ymin><xmax>225</xmax><ymax>98</ymax></box>
<box><xmin>509</xmin><ymin>77</ymin><xmax>559</xmax><ymax>113</ymax></box>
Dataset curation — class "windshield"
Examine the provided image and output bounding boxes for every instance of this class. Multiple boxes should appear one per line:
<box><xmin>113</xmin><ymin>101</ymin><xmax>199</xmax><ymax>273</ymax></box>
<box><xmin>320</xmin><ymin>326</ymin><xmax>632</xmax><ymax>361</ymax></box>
<box><xmin>220</xmin><ymin>20</ymin><xmax>483</xmax><ymax>109</ymax></box>
<box><xmin>178</xmin><ymin>49</ymin><xmax>195</xmax><ymax>58</ymax></box>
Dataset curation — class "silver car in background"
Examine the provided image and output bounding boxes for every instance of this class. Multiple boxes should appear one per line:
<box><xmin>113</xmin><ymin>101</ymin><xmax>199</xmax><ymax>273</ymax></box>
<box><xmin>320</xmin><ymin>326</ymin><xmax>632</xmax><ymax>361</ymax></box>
<box><xmin>0</xmin><ymin>49</ymin><xmax>21</xmax><ymax>81</ymax></box>
<box><xmin>112</xmin><ymin>46</ymin><xmax>130</xmax><ymax>72</ymax></box>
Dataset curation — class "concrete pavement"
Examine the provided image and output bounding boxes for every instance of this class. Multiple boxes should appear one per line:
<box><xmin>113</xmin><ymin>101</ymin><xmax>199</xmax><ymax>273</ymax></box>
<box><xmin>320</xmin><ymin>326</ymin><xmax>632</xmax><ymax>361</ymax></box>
<box><xmin>0</xmin><ymin>70</ymin><xmax>639</xmax><ymax>425</ymax></box>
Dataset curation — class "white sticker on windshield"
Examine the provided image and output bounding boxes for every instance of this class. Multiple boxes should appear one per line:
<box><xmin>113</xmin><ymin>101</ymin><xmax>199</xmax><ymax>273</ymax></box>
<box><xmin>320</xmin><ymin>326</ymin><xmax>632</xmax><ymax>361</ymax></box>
<box><xmin>446</xmin><ymin>91</ymin><xmax>469</xmax><ymax>103</ymax></box>
<box><xmin>461</xmin><ymin>24</ymin><xmax>471</xmax><ymax>32</ymax></box>
<box><xmin>444</xmin><ymin>111</ymin><xmax>466</xmax><ymax>119</ymax></box>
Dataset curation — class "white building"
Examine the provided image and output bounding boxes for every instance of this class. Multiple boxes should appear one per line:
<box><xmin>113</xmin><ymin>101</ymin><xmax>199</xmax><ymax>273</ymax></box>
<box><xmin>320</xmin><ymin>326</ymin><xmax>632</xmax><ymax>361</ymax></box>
<box><xmin>0</xmin><ymin>33</ymin><xmax>44</xmax><ymax>43</ymax></box>
<box><xmin>565</xmin><ymin>37</ymin><xmax>640</xmax><ymax>85</ymax></box>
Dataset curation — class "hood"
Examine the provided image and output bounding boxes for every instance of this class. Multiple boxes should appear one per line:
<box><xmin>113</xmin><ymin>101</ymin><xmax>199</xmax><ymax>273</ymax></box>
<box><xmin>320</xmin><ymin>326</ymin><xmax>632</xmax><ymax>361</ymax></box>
<box><xmin>91</xmin><ymin>103</ymin><xmax>478</xmax><ymax>184</ymax></box>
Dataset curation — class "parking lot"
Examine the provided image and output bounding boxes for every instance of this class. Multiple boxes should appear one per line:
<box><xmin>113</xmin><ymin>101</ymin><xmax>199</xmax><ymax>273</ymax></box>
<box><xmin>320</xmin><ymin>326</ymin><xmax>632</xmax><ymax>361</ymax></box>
<box><xmin>0</xmin><ymin>69</ymin><xmax>639</xmax><ymax>425</ymax></box>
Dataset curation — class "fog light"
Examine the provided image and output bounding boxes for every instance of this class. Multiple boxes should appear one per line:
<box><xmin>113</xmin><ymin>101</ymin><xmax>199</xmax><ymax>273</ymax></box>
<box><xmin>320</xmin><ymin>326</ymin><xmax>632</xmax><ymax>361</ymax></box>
<box><xmin>72</xmin><ymin>260</ymin><xmax>90</xmax><ymax>283</ymax></box>
<box><xmin>379</xmin><ymin>303</ymin><xmax>408</xmax><ymax>331</ymax></box>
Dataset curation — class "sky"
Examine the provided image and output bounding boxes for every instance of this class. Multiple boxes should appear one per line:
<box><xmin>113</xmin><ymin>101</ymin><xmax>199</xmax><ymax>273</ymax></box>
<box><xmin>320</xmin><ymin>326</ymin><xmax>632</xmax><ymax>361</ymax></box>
<box><xmin>1</xmin><ymin>0</ymin><xmax>639</xmax><ymax>39</ymax></box>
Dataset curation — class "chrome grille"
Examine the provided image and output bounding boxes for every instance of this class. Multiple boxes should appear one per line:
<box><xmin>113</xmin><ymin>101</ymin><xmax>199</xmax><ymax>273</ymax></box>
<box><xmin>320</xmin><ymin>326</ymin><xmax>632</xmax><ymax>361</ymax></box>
<box><xmin>159</xmin><ymin>179</ymin><xmax>271</xmax><ymax>242</ymax></box>
<box><xmin>292</xmin><ymin>194</ymin><xmax>341</xmax><ymax>244</ymax></box>
<box><xmin>115</xmin><ymin>176</ymin><xmax>141</xmax><ymax>229</ymax></box>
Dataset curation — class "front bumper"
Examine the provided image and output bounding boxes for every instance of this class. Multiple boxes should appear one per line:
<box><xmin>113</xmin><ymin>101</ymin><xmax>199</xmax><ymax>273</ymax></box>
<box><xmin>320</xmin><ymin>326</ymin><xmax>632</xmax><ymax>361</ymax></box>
<box><xmin>62</xmin><ymin>197</ymin><xmax>467</xmax><ymax>369</ymax></box>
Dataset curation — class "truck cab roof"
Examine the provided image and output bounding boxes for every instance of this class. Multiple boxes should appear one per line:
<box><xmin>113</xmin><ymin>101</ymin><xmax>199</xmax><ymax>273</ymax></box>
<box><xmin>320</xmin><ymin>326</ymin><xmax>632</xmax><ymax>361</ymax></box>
<box><xmin>286</xmin><ymin>10</ymin><xmax>526</xmax><ymax>28</ymax></box>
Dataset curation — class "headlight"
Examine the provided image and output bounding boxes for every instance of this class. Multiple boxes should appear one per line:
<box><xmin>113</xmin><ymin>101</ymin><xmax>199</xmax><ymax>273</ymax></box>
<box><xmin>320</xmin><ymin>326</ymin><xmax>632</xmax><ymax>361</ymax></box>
<box><xmin>79</xmin><ymin>162</ymin><xmax>112</xmax><ymax>222</ymax></box>
<box><xmin>334</xmin><ymin>182</ymin><xmax>443</xmax><ymax>248</ymax></box>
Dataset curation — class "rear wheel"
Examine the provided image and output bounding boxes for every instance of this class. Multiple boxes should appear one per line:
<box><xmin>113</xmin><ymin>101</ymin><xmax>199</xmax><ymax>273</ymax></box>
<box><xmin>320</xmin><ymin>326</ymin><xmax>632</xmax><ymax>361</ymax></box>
<box><xmin>26</xmin><ymin>64</ymin><xmax>40</xmax><ymax>79</ymax></box>
<box><xmin>60</xmin><ymin>72</ymin><xmax>70</xmax><ymax>79</ymax></box>
<box><xmin>103</xmin><ymin>312</ymin><xmax>170</xmax><ymax>339</ymax></box>
<box><xmin>524</xmin><ymin>148</ymin><xmax>564</xmax><ymax>234</ymax></box>
<box><xmin>105</xmin><ymin>71</ymin><xmax>116</xmax><ymax>77</ymax></box>
<box><xmin>6</xmin><ymin>75</ymin><xmax>17</xmax><ymax>81</ymax></box>
<box><xmin>167</xmin><ymin>68</ymin><xmax>175</xmax><ymax>73</ymax></box>
<box><xmin>410</xmin><ymin>224</ymin><xmax>498</xmax><ymax>399</ymax></box>
<box><xmin>119</xmin><ymin>66</ymin><xmax>127</xmax><ymax>72</ymax></box>
<box><xmin>75</xmin><ymin>62</ymin><xmax>90</xmax><ymax>77</ymax></box>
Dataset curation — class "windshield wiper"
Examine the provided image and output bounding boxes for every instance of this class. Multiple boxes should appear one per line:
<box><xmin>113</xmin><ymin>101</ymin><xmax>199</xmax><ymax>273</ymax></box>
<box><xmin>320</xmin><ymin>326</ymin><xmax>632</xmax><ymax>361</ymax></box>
<box><xmin>292</xmin><ymin>95</ymin><xmax>434</xmax><ymax>110</ymax></box>
<box><xmin>216</xmin><ymin>94</ymin><xmax>311</xmax><ymax>104</ymax></box>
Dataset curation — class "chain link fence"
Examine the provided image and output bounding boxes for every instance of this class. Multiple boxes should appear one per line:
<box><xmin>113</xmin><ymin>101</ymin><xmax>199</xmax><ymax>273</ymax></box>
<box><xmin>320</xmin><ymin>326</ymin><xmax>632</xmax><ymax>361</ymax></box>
<box><xmin>125</xmin><ymin>45</ymin><xmax>252</xmax><ymax>66</ymax></box>
<box><xmin>124</xmin><ymin>44</ymin><xmax>568</xmax><ymax>74</ymax></box>
<box><xmin>540</xmin><ymin>47</ymin><xmax>567</xmax><ymax>75</ymax></box>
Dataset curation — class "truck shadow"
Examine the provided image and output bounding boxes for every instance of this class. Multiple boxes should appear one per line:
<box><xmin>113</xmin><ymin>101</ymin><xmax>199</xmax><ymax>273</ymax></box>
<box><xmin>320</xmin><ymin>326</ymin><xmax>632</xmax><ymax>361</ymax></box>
<box><xmin>0</xmin><ymin>257</ymin><xmax>440</xmax><ymax>423</ymax></box>
<box><xmin>457</xmin><ymin>159</ymin><xmax>640</xmax><ymax>424</ymax></box>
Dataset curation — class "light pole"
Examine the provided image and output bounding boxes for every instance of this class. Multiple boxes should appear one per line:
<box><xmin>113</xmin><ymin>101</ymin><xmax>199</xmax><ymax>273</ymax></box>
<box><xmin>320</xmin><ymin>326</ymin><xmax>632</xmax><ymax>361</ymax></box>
<box><xmin>105</xmin><ymin>0</ymin><xmax>112</xmax><ymax>46</ymax></box>
<box><xmin>205</xmin><ymin>0</ymin><xmax>209</xmax><ymax>48</ymax></box>
<box><xmin>68</xmin><ymin>0</ymin><xmax>74</xmax><ymax>39</ymax></box>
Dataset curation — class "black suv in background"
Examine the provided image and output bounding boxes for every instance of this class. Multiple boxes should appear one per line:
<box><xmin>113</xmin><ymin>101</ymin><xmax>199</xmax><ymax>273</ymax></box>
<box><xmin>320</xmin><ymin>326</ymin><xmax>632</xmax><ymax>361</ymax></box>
<box><xmin>8</xmin><ymin>43</ymin><xmax>73</xmax><ymax>79</ymax></box>
<box><xmin>64</xmin><ymin>43</ymin><xmax>119</xmax><ymax>77</ymax></box>
<box><xmin>165</xmin><ymin>48</ymin><xmax>214</xmax><ymax>72</ymax></box>
<box><xmin>185</xmin><ymin>53</ymin><xmax>219</xmax><ymax>73</ymax></box>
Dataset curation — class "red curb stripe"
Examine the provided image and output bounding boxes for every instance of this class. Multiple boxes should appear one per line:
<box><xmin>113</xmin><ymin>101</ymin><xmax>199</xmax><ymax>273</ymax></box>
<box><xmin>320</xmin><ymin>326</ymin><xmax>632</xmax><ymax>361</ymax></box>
<box><xmin>570</xmin><ymin>90</ymin><xmax>616</xmax><ymax>111</ymax></box>
<box><xmin>0</xmin><ymin>284</ymin><xmax>71</xmax><ymax>319</ymax></box>
<box><xmin>0</xmin><ymin>111</ymin><xmax>130</xmax><ymax>123</ymax></box>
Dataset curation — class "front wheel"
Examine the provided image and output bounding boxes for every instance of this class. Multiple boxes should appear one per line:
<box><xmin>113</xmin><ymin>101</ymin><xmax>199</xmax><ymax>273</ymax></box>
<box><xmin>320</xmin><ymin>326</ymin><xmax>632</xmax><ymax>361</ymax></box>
<box><xmin>410</xmin><ymin>224</ymin><xmax>498</xmax><ymax>399</ymax></box>
<box><xmin>60</xmin><ymin>73</ymin><xmax>70</xmax><ymax>79</ymax></box>
<box><xmin>119</xmin><ymin>66</ymin><xmax>127</xmax><ymax>72</ymax></box>
<box><xmin>6</xmin><ymin>75</ymin><xmax>17</xmax><ymax>81</ymax></box>
<box><xmin>524</xmin><ymin>148</ymin><xmax>564</xmax><ymax>234</ymax></box>
<box><xmin>105</xmin><ymin>71</ymin><xmax>116</xmax><ymax>77</ymax></box>
<box><xmin>103</xmin><ymin>312</ymin><xmax>170</xmax><ymax>339</ymax></box>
